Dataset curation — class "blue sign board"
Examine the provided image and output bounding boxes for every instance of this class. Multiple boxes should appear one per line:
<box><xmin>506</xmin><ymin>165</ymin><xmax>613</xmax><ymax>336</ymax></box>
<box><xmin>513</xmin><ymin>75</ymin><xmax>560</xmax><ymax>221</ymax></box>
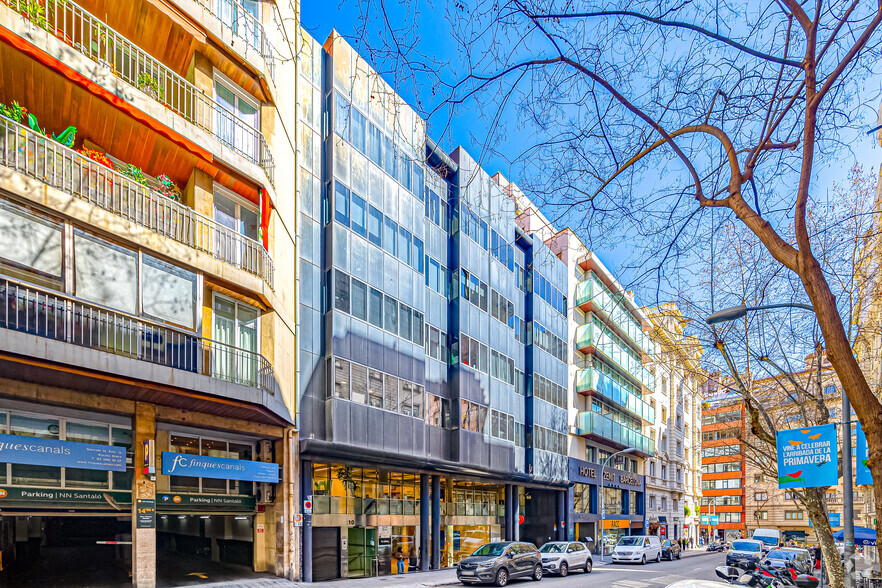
<box><xmin>776</xmin><ymin>424</ymin><xmax>838</xmax><ymax>488</ymax></box>
<box><xmin>709</xmin><ymin>515</ymin><xmax>720</xmax><ymax>525</ymax></box>
<box><xmin>162</xmin><ymin>452</ymin><xmax>278</xmax><ymax>483</ymax></box>
<box><xmin>809</xmin><ymin>513</ymin><xmax>840</xmax><ymax>527</ymax></box>
<box><xmin>857</xmin><ymin>423</ymin><xmax>873</xmax><ymax>486</ymax></box>
<box><xmin>0</xmin><ymin>433</ymin><xmax>125</xmax><ymax>471</ymax></box>
<box><xmin>700</xmin><ymin>514</ymin><xmax>708</xmax><ymax>525</ymax></box>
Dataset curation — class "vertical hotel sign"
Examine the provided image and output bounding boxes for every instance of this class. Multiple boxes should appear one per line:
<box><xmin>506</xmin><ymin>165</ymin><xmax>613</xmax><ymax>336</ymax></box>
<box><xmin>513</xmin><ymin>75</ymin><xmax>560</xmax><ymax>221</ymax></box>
<box><xmin>776</xmin><ymin>424</ymin><xmax>838</xmax><ymax>488</ymax></box>
<box><xmin>857</xmin><ymin>423</ymin><xmax>873</xmax><ymax>485</ymax></box>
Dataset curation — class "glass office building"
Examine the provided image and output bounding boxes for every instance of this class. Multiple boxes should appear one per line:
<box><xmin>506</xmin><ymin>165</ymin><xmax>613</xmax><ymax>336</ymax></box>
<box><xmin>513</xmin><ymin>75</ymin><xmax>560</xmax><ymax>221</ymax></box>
<box><xmin>296</xmin><ymin>32</ymin><xmax>571</xmax><ymax>580</ymax></box>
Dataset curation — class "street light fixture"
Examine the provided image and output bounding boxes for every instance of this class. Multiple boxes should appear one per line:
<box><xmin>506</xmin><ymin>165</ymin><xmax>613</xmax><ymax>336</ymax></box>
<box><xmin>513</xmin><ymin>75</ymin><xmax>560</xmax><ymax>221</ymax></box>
<box><xmin>705</xmin><ymin>302</ymin><xmax>857</xmax><ymax>588</ymax></box>
<box><xmin>705</xmin><ymin>303</ymin><xmax>815</xmax><ymax>325</ymax></box>
<box><xmin>599</xmin><ymin>447</ymin><xmax>637</xmax><ymax>562</ymax></box>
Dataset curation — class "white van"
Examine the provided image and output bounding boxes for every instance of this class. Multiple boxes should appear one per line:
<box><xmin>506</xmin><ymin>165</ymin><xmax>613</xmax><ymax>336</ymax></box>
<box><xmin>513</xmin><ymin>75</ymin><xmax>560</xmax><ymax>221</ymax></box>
<box><xmin>611</xmin><ymin>535</ymin><xmax>662</xmax><ymax>565</ymax></box>
<box><xmin>752</xmin><ymin>529</ymin><xmax>782</xmax><ymax>551</ymax></box>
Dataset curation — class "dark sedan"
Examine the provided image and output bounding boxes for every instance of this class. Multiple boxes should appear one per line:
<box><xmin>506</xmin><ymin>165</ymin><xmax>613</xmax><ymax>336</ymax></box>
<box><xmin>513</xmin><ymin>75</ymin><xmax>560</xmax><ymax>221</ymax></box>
<box><xmin>457</xmin><ymin>541</ymin><xmax>543</xmax><ymax>586</ymax></box>
<box><xmin>661</xmin><ymin>539</ymin><xmax>682</xmax><ymax>560</ymax></box>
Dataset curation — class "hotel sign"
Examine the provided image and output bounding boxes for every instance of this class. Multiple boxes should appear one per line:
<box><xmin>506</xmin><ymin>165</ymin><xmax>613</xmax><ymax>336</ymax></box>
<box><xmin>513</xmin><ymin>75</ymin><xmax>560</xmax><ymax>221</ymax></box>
<box><xmin>162</xmin><ymin>452</ymin><xmax>279</xmax><ymax>483</ymax></box>
<box><xmin>0</xmin><ymin>433</ymin><xmax>126</xmax><ymax>472</ymax></box>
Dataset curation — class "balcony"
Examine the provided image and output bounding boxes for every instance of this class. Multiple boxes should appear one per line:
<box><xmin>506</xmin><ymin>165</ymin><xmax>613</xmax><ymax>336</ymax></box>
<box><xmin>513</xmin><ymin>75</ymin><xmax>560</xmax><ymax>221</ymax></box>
<box><xmin>0</xmin><ymin>115</ymin><xmax>274</xmax><ymax>287</ymax></box>
<box><xmin>574</xmin><ymin>273</ymin><xmax>654</xmax><ymax>355</ymax></box>
<box><xmin>2</xmin><ymin>0</ymin><xmax>275</xmax><ymax>185</ymax></box>
<box><xmin>575</xmin><ymin>321</ymin><xmax>654</xmax><ymax>389</ymax></box>
<box><xmin>575</xmin><ymin>367</ymin><xmax>655</xmax><ymax>422</ymax></box>
<box><xmin>575</xmin><ymin>411</ymin><xmax>654</xmax><ymax>457</ymax></box>
<box><xmin>189</xmin><ymin>0</ymin><xmax>276</xmax><ymax>82</ymax></box>
<box><xmin>0</xmin><ymin>277</ymin><xmax>275</xmax><ymax>394</ymax></box>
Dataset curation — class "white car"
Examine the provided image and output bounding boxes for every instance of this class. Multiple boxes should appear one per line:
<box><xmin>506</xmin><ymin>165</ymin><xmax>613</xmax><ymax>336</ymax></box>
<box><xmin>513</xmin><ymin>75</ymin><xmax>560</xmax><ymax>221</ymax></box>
<box><xmin>612</xmin><ymin>535</ymin><xmax>662</xmax><ymax>564</ymax></box>
<box><xmin>539</xmin><ymin>541</ymin><xmax>593</xmax><ymax>576</ymax></box>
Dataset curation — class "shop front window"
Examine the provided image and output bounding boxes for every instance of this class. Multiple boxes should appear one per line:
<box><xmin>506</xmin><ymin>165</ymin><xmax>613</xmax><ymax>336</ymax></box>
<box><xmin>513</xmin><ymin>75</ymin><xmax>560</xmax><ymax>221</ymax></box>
<box><xmin>168</xmin><ymin>433</ymin><xmax>255</xmax><ymax>495</ymax></box>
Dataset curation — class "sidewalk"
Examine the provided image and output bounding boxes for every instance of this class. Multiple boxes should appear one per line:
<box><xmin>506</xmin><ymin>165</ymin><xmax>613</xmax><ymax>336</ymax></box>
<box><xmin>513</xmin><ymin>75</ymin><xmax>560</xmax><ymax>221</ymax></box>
<box><xmin>199</xmin><ymin>568</ymin><xmax>461</xmax><ymax>588</ymax></box>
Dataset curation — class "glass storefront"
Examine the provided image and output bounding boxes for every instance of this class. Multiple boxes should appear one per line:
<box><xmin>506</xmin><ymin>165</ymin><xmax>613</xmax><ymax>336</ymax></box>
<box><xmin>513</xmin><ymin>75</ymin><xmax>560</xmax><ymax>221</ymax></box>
<box><xmin>311</xmin><ymin>463</ymin><xmax>505</xmax><ymax>575</ymax></box>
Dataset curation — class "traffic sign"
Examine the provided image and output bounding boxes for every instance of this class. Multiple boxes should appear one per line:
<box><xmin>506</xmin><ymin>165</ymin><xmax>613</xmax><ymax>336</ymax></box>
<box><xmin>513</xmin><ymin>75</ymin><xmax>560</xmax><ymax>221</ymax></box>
<box><xmin>660</xmin><ymin>527</ymin><xmax>666</xmax><ymax>535</ymax></box>
<box><xmin>303</xmin><ymin>498</ymin><xmax>313</xmax><ymax>514</ymax></box>
<box><xmin>293</xmin><ymin>514</ymin><xmax>303</xmax><ymax>526</ymax></box>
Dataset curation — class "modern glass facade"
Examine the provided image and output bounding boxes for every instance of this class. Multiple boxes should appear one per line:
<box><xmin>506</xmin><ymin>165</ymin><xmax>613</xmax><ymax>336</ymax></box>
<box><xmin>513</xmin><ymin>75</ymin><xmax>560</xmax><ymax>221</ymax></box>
<box><xmin>296</xmin><ymin>33</ymin><xmax>571</xmax><ymax>580</ymax></box>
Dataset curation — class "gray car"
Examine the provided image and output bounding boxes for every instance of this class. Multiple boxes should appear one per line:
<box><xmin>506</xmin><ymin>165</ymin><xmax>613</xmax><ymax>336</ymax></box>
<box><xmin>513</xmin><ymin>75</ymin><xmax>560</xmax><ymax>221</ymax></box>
<box><xmin>539</xmin><ymin>541</ymin><xmax>593</xmax><ymax>576</ymax></box>
<box><xmin>457</xmin><ymin>541</ymin><xmax>543</xmax><ymax>586</ymax></box>
<box><xmin>779</xmin><ymin>547</ymin><xmax>814</xmax><ymax>574</ymax></box>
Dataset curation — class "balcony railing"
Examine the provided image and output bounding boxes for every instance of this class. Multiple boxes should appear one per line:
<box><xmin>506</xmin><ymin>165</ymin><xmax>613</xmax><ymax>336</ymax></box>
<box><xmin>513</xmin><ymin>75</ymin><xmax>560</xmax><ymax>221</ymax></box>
<box><xmin>574</xmin><ymin>273</ymin><xmax>654</xmax><ymax>355</ymax></box>
<box><xmin>575</xmin><ymin>367</ymin><xmax>655</xmax><ymax>422</ymax></box>
<box><xmin>3</xmin><ymin>0</ymin><xmax>275</xmax><ymax>184</ymax></box>
<box><xmin>0</xmin><ymin>277</ymin><xmax>275</xmax><ymax>394</ymax></box>
<box><xmin>0</xmin><ymin>115</ymin><xmax>274</xmax><ymax>288</ymax></box>
<box><xmin>575</xmin><ymin>320</ymin><xmax>654</xmax><ymax>388</ymax></box>
<box><xmin>575</xmin><ymin>411</ymin><xmax>655</xmax><ymax>456</ymax></box>
<box><xmin>194</xmin><ymin>0</ymin><xmax>276</xmax><ymax>81</ymax></box>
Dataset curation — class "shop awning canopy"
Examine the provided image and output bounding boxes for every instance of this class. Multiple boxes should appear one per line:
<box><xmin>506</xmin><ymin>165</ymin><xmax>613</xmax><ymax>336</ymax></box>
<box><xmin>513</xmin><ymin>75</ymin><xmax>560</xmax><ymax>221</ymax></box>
<box><xmin>833</xmin><ymin>527</ymin><xmax>876</xmax><ymax>546</ymax></box>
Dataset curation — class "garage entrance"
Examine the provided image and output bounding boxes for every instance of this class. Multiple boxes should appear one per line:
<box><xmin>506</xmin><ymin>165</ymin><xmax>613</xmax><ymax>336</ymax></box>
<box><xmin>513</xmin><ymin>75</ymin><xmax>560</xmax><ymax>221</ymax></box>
<box><xmin>0</xmin><ymin>515</ymin><xmax>132</xmax><ymax>587</ymax></box>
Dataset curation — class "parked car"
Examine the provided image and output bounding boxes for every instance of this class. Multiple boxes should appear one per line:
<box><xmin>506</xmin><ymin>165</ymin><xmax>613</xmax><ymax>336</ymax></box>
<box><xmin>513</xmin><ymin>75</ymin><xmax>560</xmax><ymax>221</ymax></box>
<box><xmin>611</xmin><ymin>535</ymin><xmax>662</xmax><ymax>565</ymax></box>
<box><xmin>457</xmin><ymin>541</ymin><xmax>543</xmax><ymax>586</ymax></box>
<box><xmin>661</xmin><ymin>539</ymin><xmax>682</xmax><ymax>560</ymax></box>
<box><xmin>762</xmin><ymin>549</ymin><xmax>804</xmax><ymax>575</ymax></box>
<box><xmin>779</xmin><ymin>547</ymin><xmax>814</xmax><ymax>574</ymax></box>
<box><xmin>752</xmin><ymin>529</ymin><xmax>782</xmax><ymax>552</ymax></box>
<box><xmin>726</xmin><ymin>539</ymin><xmax>764</xmax><ymax>568</ymax></box>
<box><xmin>538</xmin><ymin>541</ymin><xmax>593</xmax><ymax>576</ymax></box>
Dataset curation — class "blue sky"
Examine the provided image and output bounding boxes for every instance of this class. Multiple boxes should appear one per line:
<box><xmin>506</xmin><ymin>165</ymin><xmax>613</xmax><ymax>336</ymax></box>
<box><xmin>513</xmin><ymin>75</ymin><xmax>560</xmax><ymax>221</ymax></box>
<box><xmin>302</xmin><ymin>1</ymin><xmax>882</xmax><ymax>294</ymax></box>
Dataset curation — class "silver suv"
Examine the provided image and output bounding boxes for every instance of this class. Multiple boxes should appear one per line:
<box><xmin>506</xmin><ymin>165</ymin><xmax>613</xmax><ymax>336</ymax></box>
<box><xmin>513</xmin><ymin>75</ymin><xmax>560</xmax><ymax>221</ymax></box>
<box><xmin>539</xmin><ymin>541</ymin><xmax>593</xmax><ymax>576</ymax></box>
<box><xmin>457</xmin><ymin>541</ymin><xmax>543</xmax><ymax>586</ymax></box>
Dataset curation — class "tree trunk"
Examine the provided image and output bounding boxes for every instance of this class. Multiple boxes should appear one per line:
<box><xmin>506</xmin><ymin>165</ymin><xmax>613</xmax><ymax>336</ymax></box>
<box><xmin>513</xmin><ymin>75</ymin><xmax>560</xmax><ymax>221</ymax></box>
<box><xmin>803</xmin><ymin>488</ymin><xmax>843</xmax><ymax>588</ymax></box>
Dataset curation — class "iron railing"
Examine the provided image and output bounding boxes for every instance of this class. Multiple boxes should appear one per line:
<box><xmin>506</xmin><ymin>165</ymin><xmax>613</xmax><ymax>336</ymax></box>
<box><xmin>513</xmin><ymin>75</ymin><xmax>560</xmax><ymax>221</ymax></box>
<box><xmin>3</xmin><ymin>0</ymin><xmax>275</xmax><ymax>183</ymax></box>
<box><xmin>0</xmin><ymin>277</ymin><xmax>275</xmax><ymax>394</ymax></box>
<box><xmin>0</xmin><ymin>115</ymin><xmax>274</xmax><ymax>288</ymax></box>
<box><xmin>194</xmin><ymin>0</ymin><xmax>276</xmax><ymax>81</ymax></box>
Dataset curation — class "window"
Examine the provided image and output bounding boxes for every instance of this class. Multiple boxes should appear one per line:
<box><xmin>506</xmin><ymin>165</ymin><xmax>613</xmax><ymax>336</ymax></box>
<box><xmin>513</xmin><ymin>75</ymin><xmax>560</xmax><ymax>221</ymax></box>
<box><xmin>368</xmin><ymin>205</ymin><xmax>383</xmax><ymax>246</ymax></box>
<box><xmin>334</xmin><ymin>358</ymin><xmax>350</xmax><ymax>400</ymax></box>
<box><xmin>213</xmin><ymin>294</ymin><xmax>259</xmax><ymax>386</ymax></box>
<box><xmin>383</xmin><ymin>216</ymin><xmax>397</xmax><ymax>256</ymax></box>
<box><xmin>350</xmin><ymin>278</ymin><xmax>368</xmax><ymax>321</ymax></box>
<box><xmin>334</xmin><ymin>270</ymin><xmax>350</xmax><ymax>313</ymax></box>
<box><xmin>214</xmin><ymin>188</ymin><xmax>260</xmax><ymax>267</ymax></box>
<box><xmin>785</xmin><ymin>511</ymin><xmax>804</xmax><ymax>520</ymax></box>
<box><xmin>784</xmin><ymin>491</ymin><xmax>796</xmax><ymax>500</ymax></box>
<box><xmin>74</xmin><ymin>230</ymin><xmax>138</xmax><ymax>314</ymax></box>
<box><xmin>334</xmin><ymin>183</ymin><xmax>350</xmax><ymax>225</ymax></box>
<box><xmin>170</xmin><ymin>432</ymin><xmax>254</xmax><ymax>496</ymax></box>
<box><xmin>662</xmin><ymin>407</ymin><xmax>667</xmax><ymax>423</ymax></box>
<box><xmin>755</xmin><ymin>511</ymin><xmax>768</xmax><ymax>520</ymax></box>
<box><xmin>0</xmin><ymin>198</ymin><xmax>63</xmax><ymax>289</ymax></box>
<box><xmin>383</xmin><ymin>295</ymin><xmax>398</xmax><ymax>334</ymax></box>
<box><xmin>824</xmin><ymin>385</ymin><xmax>836</xmax><ymax>395</ymax></box>
<box><xmin>754</xmin><ymin>492</ymin><xmax>768</xmax><ymax>501</ymax></box>
<box><xmin>351</xmin><ymin>192</ymin><xmax>367</xmax><ymax>237</ymax></box>
<box><xmin>754</xmin><ymin>474</ymin><xmax>764</xmax><ymax>483</ymax></box>
<box><xmin>368</xmin><ymin>287</ymin><xmax>383</xmax><ymax>327</ymax></box>
<box><xmin>215</xmin><ymin>76</ymin><xmax>259</xmax><ymax>159</ymax></box>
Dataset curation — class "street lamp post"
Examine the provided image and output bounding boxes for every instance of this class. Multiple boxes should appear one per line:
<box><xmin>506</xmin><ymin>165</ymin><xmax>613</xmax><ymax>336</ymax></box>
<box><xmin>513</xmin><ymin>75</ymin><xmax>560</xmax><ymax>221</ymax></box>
<box><xmin>705</xmin><ymin>302</ymin><xmax>856</xmax><ymax>588</ymax></box>
<box><xmin>599</xmin><ymin>448</ymin><xmax>637</xmax><ymax>562</ymax></box>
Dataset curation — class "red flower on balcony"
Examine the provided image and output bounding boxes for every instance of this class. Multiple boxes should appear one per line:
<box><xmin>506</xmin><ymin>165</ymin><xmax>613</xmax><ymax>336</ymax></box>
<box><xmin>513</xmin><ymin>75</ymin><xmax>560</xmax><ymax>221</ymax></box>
<box><xmin>77</xmin><ymin>147</ymin><xmax>114</xmax><ymax>170</ymax></box>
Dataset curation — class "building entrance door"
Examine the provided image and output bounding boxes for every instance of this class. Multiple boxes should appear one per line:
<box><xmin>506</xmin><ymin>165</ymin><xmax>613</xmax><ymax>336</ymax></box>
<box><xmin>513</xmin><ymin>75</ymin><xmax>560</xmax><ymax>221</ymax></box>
<box><xmin>347</xmin><ymin>526</ymin><xmax>376</xmax><ymax>578</ymax></box>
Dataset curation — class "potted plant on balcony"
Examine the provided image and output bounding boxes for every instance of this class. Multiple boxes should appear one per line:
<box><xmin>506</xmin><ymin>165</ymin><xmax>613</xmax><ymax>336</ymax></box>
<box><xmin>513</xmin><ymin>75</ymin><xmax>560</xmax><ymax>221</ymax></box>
<box><xmin>0</xmin><ymin>101</ymin><xmax>26</xmax><ymax>124</ymax></box>
<box><xmin>137</xmin><ymin>72</ymin><xmax>165</xmax><ymax>103</ymax></box>
<box><xmin>77</xmin><ymin>147</ymin><xmax>114</xmax><ymax>170</ymax></box>
<box><xmin>156</xmin><ymin>174</ymin><xmax>181</xmax><ymax>202</ymax></box>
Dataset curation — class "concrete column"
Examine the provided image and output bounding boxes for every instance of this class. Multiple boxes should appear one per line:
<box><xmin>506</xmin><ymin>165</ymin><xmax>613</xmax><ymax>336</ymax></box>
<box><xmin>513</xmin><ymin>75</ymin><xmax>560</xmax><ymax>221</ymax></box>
<box><xmin>301</xmin><ymin>460</ymin><xmax>313</xmax><ymax>582</ymax></box>
<box><xmin>557</xmin><ymin>490</ymin><xmax>566</xmax><ymax>541</ymax></box>
<box><xmin>431</xmin><ymin>475</ymin><xmax>440</xmax><ymax>570</ymax></box>
<box><xmin>565</xmin><ymin>487</ymin><xmax>574</xmax><ymax>541</ymax></box>
<box><xmin>504</xmin><ymin>485</ymin><xmax>514</xmax><ymax>541</ymax></box>
<box><xmin>513</xmin><ymin>486</ymin><xmax>520</xmax><ymax>541</ymax></box>
<box><xmin>419</xmin><ymin>474</ymin><xmax>430</xmax><ymax>571</ymax></box>
<box><xmin>132</xmin><ymin>403</ymin><xmax>156</xmax><ymax>588</ymax></box>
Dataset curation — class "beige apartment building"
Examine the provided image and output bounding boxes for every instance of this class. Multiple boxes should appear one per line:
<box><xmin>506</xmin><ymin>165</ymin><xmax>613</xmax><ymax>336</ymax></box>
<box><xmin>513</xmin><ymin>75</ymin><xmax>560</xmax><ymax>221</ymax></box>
<box><xmin>644</xmin><ymin>303</ymin><xmax>704</xmax><ymax>542</ymax></box>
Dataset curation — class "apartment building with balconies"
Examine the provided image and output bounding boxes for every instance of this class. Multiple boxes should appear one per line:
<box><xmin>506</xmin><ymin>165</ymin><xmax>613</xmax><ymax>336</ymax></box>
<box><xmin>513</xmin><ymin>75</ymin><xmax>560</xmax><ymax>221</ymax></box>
<box><xmin>643</xmin><ymin>303</ymin><xmax>704</xmax><ymax>542</ymax></box>
<box><xmin>0</xmin><ymin>0</ymin><xmax>300</xmax><ymax>584</ymax></box>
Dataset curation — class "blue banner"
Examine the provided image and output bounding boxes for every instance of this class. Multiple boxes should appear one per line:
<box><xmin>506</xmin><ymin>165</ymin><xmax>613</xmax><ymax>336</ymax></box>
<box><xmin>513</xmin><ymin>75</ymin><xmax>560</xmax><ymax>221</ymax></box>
<box><xmin>0</xmin><ymin>433</ymin><xmax>125</xmax><ymax>471</ymax></box>
<box><xmin>857</xmin><ymin>423</ymin><xmax>872</xmax><ymax>486</ymax></box>
<box><xmin>700</xmin><ymin>514</ymin><xmax>708</xmax><ymax>524</ymax></box>
<box><xmin>776</xmin><ymin>424</ymin><xmax>838</xmax><ymax>488</ymax></box>
<box><xmin>709</xmin><ymin>515</ymin><xmax>719</xmax><ymax>525</ymax></box>
<box><xmin>810</xmin><ymin>513</ymin><xmax>840</xmax><ymax>527</ymax></box>
<box><xmin>162</xmin><ymin>452</ymin><xmax>278</xmax><ymax>483</ymax></box>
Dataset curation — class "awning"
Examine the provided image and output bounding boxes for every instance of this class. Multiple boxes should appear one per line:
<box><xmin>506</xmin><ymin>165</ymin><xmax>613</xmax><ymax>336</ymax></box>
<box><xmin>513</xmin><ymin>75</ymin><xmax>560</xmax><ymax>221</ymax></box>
<box><xmin>659</xmin><ymin>516</ymin><xmax>668</xmax><ymax>523</ymax></box>
<box><xmin>833</xmin><ymin>526</ymin><xmax>876</xmax><ymax>546</ymax></box>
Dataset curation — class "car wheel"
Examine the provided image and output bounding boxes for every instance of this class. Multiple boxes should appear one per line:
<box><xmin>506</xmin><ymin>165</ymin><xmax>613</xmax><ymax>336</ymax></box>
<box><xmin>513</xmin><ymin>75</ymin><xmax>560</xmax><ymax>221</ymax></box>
<box><xmin>532</xmin><ymin>564</ymin><xmax>543</xmax><ymax>581</ymax></box>
<box><xmin>585</xmin><ymin>559</ymin><xmax>593</xmax><ymax>573</ymax></box>
<box><xmin>677</xmin><ymin>551</ymin><xmax>682</xmax><ymax>560</ymax></box>
<box><xmin>641</xmin><ymin>555</ymin><xmax>646</xmax><ymax>565</ymax></box>
<box><xmin>495</xmin><ymin>568</ymin><xmax>508</xmax><ymax>587</ymax></box>
<box><xmin>656</xmin><ymin>552</ymin><xmax>661</xmax><ymax>563</ymax></box>
<box><xmin>559</xmin><ymin>562</ymin><xmax>568</xmax><ymax>577</ymax></box>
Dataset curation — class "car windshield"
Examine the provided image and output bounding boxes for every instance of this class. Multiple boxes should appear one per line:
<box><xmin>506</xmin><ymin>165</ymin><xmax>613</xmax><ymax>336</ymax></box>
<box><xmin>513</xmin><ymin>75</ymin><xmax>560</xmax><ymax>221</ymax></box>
<box><xmin>617</xmin><ymin>537</ymin><xmax>643</xmax><ymax>546</ymax></box>
<box><xmin>472</xmin><ymin>543</ymin><xmax>508</xmax><ymax>557</ymax></box>
<box><xmin>756</xmin><ymin>536</ymin><xmax>779</xmax><ymax>546</ymax></box>
<box><xmin>539</xmin><ymin>543</ymin><xmax>566</xmax><ymax>553</ymax></box>
<box><xmin>732</xmin><ymin>541</ymin><xmax>762</xmax><ymax>552</ymax></box>
<box><xmin>768</xmin><ymin>552</ymin><xmax>795</xmax><ymax>560</ymax></box>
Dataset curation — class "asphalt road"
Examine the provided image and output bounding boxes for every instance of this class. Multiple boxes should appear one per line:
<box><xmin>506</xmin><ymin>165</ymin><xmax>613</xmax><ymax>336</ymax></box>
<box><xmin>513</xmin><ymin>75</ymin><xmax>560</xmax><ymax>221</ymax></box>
<box><xmin>481</xmin><ymin>551</ymin><xmax>727</xmax><ymax>588</ymax></box>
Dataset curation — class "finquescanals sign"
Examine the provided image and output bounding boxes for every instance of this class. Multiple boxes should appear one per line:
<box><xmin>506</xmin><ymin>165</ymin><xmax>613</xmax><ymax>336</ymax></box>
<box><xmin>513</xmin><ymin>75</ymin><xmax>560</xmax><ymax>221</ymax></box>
<box><xmin>162</xmin><ymin>452</ymin><xmax>279</xmax><ymax>482</ymax></box>
<box><xmin>776</xmin><ymin>424</ymin><xmax>838</xmax><ymax>489</ymax></box>
<box><xmin>0</xmin><ymin>433</ymin><xmax>126</xmax><ymax>471</ymax></box>
<box><xmin>856</xmin><ymin>423</ymin><xmax>873</xmax><ymax>486</ymax></box>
